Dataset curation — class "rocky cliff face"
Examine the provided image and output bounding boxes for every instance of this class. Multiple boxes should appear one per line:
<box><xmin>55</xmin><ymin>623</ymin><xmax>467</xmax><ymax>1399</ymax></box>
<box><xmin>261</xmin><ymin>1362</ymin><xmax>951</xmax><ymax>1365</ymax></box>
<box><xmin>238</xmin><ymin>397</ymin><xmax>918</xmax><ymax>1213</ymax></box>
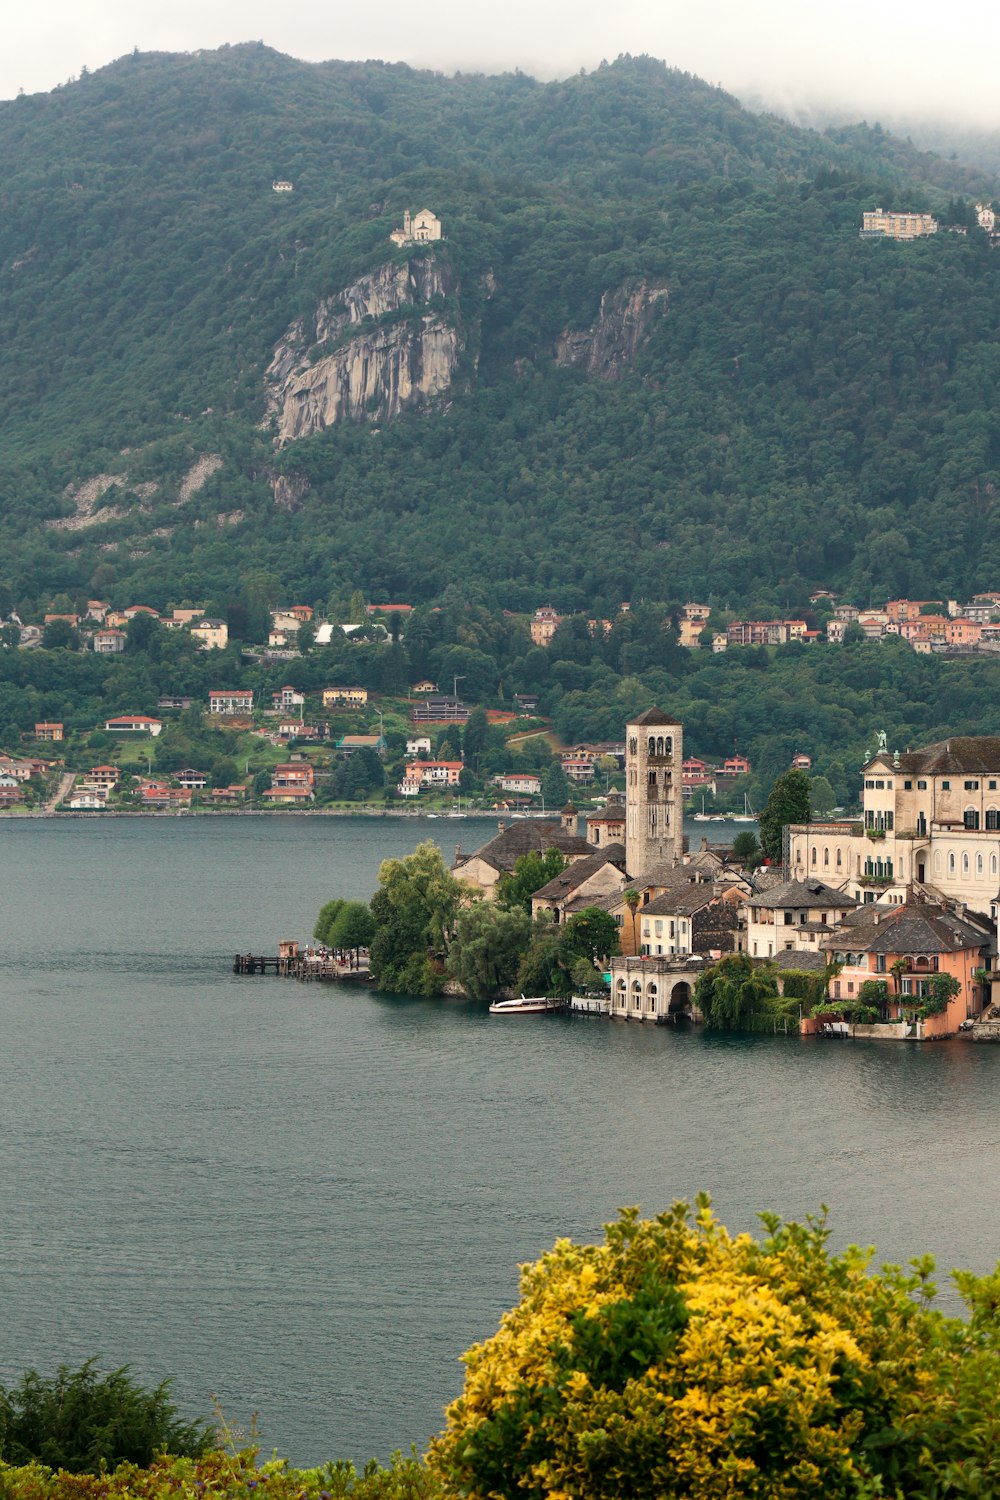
<box><xmin>266</xmin><ymin>255</ymin><xmax>463</xmax><ymax>443</ymax></box>
<box><xmin>555</xmin><ymin>279</ymin><xmax>668</xmax><ymax>380</ymax></box>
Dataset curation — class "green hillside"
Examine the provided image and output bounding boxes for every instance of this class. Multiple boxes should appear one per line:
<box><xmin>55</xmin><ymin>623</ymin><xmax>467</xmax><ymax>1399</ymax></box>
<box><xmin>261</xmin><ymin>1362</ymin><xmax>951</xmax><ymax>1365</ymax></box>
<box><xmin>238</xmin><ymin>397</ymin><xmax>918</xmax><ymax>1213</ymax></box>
<box><xmin>1</xmin><ymin>45</ymin><xmax>999</xmax><ymax>622</ymax></box>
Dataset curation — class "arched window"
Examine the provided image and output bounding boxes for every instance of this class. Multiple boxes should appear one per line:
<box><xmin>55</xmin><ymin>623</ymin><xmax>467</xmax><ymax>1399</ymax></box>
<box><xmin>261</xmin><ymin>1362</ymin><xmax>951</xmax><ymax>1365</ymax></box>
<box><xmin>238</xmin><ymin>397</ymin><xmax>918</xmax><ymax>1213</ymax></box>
<box><xmin>836</xmin><ymin>847</ymin><xmax>842</xmax><ymax>868</ymax></box>
<box><xmin>934</xmin><ymin>850</ymin><xmax>943</xmax><ymax>874</ymax></box>
<box><xmin>992</xmin><ymin>854</ymin><xmax>998</xmax><ymax>876</ymax></box>
<box><xmin>811</xmin><ymin>847</ymin><xmax>817</xmax><ymax>865</ymax></box>
<box><xmin>948</xmin><ymin>852</ymin><xmax>956</xmax><ymax>874</ymax></box>
<box><xmin>823</xmin><ymin>847</ymin><xmax>829</xmax><ymax>866</ymax></box>
<box><xmin>648</xmin><ymin>737</ymin><xmax>655</xmax><ymax>757</ymax></box>
<box><xmin>962</xmin><ymin>853</ymin><xmax>970</xmax><ymax>876</ymax></box>
<box><xmin>664</xmin><ymin>737</ymin><xmax>672</xmax><ymax>757</ymax></box>
<box><xmin>977</xmin><ymin>854</ymin><xmax>984</xmax><ymax>876</ymax></box>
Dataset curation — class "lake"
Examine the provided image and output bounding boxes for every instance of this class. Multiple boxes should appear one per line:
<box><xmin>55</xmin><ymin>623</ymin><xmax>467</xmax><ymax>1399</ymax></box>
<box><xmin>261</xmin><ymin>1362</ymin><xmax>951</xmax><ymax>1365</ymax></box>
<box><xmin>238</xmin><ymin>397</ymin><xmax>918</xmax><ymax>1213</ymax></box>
<box><xmin>1</xmin><ymin>814</ymin><xmax>998</xmax><ymax>1466</ymax></box>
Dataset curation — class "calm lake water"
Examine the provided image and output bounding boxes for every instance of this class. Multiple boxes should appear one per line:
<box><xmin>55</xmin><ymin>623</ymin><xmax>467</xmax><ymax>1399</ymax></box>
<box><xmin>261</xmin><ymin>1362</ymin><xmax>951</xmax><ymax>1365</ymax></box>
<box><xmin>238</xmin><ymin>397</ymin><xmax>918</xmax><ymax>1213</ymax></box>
<box><xmin>1</xmin><ymin>814</ymin><xmax>999</xmax><ymax>1466</ymax></box>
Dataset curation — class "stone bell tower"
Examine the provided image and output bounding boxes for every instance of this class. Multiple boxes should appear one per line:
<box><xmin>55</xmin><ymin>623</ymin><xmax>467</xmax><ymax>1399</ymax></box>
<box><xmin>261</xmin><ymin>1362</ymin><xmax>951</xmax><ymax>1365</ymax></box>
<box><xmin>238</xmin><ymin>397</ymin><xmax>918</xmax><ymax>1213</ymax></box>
<box><xmin>625</xmin><ymin>707</ymin><xmax>684</xmax><ymax>879</ymax></box>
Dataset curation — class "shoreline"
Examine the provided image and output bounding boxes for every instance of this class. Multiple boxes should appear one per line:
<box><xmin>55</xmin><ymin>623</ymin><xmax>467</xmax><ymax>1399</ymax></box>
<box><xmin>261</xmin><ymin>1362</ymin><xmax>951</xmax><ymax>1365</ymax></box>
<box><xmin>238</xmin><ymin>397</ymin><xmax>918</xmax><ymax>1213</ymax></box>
<box><xmin>0</xmin><ymin>805</ymin><xmax>498</xmax><ymax>820</ymax></box>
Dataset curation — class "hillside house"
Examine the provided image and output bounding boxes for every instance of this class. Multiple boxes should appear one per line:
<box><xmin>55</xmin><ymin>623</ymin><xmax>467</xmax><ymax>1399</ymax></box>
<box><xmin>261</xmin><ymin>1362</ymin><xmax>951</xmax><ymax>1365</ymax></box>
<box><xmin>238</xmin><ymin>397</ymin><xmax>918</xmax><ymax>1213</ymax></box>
<box><xmin>140</xmin><ymin>784</ymin><xmax>192</xmax><ymax>809</ymax></box>
<box><xmin>493</xmin><ymin>773</ymin><xmax>543</xmax><ymax>797</ymax></box>
<box><xmin>323</xmin><ymin>687</ymin><xmax>368</xmax><ymax>708</ymax></box>
<box><xmin>265</xmin><ymin>762</ymin><xmax>315</xmax><ymax>803</ymax></box>
<box><xmin>272</xmin><ymin>686</ymin><xmax>305</xmax><ymax>711</ymax></box>
<box><xmin>401</xmin><ymin>760</ymin><xmax>463</xmax><ymax>793</ymax></box>
<box><xmin>530</xmin><ymin>608</ymin><xmax>562</xmax><ymax>647</ymax></box>
<box><xmin>190</xmin><ymin>618</ymin><xmax>228</xmax><ymax>650</ymax></box>
<box><xmin>34</xmin><ymin>723</ymin><xmax>63</xmax><ymax>741</ymax></box>
<box><xmin>93</xmin><ymin>629</ymin><xmax>126</xmax><ymax>654</ymax></box>
<box><xmin>208</xmin><ymin>689</ymin><xmax>254</xmax><ymax>716</ymax></box>
<box><xmin>176</xmin><ymin>769</ymin><xmax>208</xmax><ymax>789</ymax></box>
<box><xmin>104</xmin><ymin>715</ymin><xmax>162</xmax><ymax>736</ymax></box>
<box><xmin>410</xmin><ymin>696</ymin><xmax>469</xmax><ymax>724</ymax></box>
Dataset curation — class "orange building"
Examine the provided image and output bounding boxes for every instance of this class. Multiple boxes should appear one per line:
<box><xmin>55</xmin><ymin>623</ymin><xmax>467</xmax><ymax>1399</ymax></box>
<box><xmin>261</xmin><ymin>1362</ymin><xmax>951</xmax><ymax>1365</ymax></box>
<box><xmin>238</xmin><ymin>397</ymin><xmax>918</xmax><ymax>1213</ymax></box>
<box><xmin>821</xmin><ymin>896</ymin><xmax>990</xmax><ymax>1038</ymax></box>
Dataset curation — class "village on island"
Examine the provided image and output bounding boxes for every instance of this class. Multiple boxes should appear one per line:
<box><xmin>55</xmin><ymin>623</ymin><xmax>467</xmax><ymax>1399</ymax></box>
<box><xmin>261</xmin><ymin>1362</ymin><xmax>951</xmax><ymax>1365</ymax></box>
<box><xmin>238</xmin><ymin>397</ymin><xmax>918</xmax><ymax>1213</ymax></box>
<box><xmin>238</xmin><ymin>700</ymin><xmax>1000</xmax><ymax>1047</ymax></box>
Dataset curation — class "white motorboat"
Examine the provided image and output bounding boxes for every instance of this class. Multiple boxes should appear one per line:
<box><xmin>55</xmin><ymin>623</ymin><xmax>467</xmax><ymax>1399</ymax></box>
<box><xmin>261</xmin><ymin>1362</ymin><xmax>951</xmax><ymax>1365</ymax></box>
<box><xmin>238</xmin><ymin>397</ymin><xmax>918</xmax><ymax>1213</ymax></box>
<box><xmin>488</xmin><ymin>995</ymin><xmax>564</xmax><ymax>1015</ymax></box>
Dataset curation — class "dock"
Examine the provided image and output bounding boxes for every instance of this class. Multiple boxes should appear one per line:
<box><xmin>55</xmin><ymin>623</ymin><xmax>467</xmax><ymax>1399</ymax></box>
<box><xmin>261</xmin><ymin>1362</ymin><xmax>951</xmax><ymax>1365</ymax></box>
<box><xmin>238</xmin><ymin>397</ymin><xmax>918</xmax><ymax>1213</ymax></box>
<box><xmin>233</xmin><ymin>944</ymin><xmax>372</xmax><ymax>982</ymax></box>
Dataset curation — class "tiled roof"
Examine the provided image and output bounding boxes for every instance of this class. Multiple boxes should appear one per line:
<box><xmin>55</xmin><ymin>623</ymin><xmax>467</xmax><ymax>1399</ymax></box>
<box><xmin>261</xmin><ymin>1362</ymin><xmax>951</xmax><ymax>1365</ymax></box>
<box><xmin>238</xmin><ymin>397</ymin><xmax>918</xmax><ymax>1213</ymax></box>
<box><xmin>824</xmin><ymin>900</ymin><xmax>990</xmax><ymax>955</ymax></box>
<box><xmin>631</xmin><ymin>706</ymin><xmax>681</xmax><ymax>727</ymax></box>
<box><xmin>641</xmin><ymin>885</ymin><xmax>719</xmax><ymax>917</ymax></box>
<box><xmin>532</xmin><ymin>854</ymin><xmax>627</xmax><ymax>903</ymax></box>
<box><xmin>774</xmin><ymin>950</ymin><xmax>830</xmax><ymax>973</ymax></box>
<box><xmin>747</xmin><ymin>878</ymin><xmax>855</xmax><ymax>911</ymax></box>
<box><xmin>456</xmin><ymin>821</ymin><xmax>594</xmax><ymax>874</ymax></box>
<box><xmin>885</xmin><ymin>737</ymin><xmax>1000</xmax><ymax>775</ymax></box>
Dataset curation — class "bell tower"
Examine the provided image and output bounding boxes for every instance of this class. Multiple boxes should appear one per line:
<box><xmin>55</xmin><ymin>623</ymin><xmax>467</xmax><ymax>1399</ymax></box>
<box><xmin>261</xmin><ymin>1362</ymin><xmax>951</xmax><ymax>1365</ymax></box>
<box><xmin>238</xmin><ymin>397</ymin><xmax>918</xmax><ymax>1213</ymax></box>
<box><xmin>625</xmin><ymin>707</ymin><xmax>684</xmax><ymax>879</ymax></box>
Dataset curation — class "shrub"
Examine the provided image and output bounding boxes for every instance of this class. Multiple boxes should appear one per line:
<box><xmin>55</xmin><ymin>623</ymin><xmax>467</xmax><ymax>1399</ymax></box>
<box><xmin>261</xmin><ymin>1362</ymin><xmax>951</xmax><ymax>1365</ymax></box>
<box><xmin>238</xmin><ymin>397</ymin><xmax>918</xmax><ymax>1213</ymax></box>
<box><xmin>0</xmin><ymin>1360</ymin><xmax>211</xmax><ymax>1474</ymax></box>
<box><xmin>429</xmin><ymin>1199</ymin><xmax>1000</xmax><ymax>1499</ymax></box>
<box><xmin>0</xmin><ymin>1447</ymin><xmax>442</xmax><ymax>1500</ymax></box>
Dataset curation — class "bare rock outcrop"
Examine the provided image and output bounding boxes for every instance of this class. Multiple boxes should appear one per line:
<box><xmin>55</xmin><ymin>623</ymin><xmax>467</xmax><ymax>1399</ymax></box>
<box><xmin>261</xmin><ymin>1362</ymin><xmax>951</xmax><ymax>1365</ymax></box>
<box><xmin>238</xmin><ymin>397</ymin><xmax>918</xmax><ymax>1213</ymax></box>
<box><xmin>555</xmin><ymin>279</ymin><xmax>668</xmax><ymax>380</ymax></box>
<box><xmin>266</xmin><ymin>254</ymin><xmax>462</xmax><ymax>443</ymax></box>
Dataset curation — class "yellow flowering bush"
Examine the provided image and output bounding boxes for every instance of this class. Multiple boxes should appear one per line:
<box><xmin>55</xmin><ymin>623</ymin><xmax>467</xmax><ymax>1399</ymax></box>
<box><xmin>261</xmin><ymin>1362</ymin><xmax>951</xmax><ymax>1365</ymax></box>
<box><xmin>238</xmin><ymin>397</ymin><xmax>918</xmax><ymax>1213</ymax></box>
<box><xmin>429</xmin><ymin>1197</ymin><xmax>1000</xmax><ymax>1499</ymax></box>
<box><xmin>0</xmin><ymin>1449</ymin><xmax>443</xmax><ymax>1500</ymax></box>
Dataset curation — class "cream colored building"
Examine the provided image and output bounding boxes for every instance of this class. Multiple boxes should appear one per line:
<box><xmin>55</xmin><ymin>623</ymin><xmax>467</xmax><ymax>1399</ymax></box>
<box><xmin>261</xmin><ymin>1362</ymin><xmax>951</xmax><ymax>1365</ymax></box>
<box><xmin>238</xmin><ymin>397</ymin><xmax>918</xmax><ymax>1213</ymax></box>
<box><xmin>389</xmin><ymin>208</ymin><xmax>443</xmax><ymax>246</ymax></box>
<box><xmin>191</xmin><ymin>618</ymin><xmax>228</xmax><ymax>650</ymax></box>
<box><xmin>323</xmin><ymin>687</ymin><xmax>368</xmax><ymax>707</ymax></box>
<box><xmin>788</xmin><ymin>736</ymin><xmax>1000</xmax><ymax>915</ymax></box>
<box><xmin>744</xmin><ymin>878</ymin><xmax>857</xmax><ymax>960</ymax></box>
<box><xmin>860</xmin><ymin>208</ymin><xmax>938</xmax><ymax>240</ymax></box>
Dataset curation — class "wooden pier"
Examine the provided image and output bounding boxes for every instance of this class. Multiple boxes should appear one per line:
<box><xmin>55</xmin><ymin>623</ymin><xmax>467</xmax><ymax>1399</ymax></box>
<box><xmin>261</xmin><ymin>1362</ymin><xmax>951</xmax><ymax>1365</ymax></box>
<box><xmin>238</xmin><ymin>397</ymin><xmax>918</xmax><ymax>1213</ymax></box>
<box><xmin>233</xmin><ymin>945</ymin><xmax>372</xmax><ymax>982</ymax></box>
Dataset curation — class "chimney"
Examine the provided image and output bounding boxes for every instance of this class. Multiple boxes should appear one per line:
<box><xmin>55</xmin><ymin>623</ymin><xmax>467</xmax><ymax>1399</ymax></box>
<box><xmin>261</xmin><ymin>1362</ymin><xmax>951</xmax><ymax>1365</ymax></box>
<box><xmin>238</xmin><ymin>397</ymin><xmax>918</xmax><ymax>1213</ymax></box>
<box><xmin>497</xmin><ymin>820</ymin><xmax>506</xmax><ymax>833</ymax></box>
<box><xmin>454</xmin><ymin>844</ymin><xmax>462</xmax><ymax>863</ymax></box>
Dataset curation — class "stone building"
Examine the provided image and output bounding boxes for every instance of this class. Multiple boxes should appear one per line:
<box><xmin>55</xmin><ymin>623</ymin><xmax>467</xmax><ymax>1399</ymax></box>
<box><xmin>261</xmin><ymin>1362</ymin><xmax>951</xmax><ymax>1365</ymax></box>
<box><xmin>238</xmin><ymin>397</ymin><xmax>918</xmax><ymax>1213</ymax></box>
<box><xmin>624</xmin><ymin>707</ymin><xmax>685</xmax><ymax>880</ymax></box>
<box><xmin>389</xmin><ymin>208</ymin><xmax>443</xmax><ymax>246</ymax></box>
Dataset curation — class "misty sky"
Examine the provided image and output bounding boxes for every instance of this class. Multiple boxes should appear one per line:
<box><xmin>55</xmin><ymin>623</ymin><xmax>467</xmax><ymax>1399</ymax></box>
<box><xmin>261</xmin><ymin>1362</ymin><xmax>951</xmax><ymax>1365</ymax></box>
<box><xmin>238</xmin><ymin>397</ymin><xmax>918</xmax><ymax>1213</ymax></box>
<box><xmin>5</xmin><ymin>0</ymin><xmax>999</xmax><ymax>127</ymax></box>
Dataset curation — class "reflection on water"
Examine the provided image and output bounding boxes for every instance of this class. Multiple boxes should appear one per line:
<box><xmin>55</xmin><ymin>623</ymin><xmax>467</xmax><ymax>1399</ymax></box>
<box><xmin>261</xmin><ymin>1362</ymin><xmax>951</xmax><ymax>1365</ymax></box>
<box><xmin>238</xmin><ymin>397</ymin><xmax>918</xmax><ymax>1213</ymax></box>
<box><xmin>0</xmin><ymin>816</ymin><xmax>999</xmax><ymax>1465</ymax></box>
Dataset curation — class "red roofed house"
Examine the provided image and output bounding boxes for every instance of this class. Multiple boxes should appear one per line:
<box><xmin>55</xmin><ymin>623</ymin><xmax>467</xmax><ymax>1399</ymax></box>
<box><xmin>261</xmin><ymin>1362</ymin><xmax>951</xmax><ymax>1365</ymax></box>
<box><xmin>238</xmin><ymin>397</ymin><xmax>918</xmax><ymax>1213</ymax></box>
<box><xmin>35</xmin><ymin>723</ymin><xmax>63</xmax><ymax>742</ymax></box>
<box><xmin>264</xmin><ymin>762</ymin><xmax>315</xmax><ymax>803</ymax></box>
<box><xmin>140</xmin><ymin>784</ymin><xmax>192</xmax><ymax>809</ymax></box>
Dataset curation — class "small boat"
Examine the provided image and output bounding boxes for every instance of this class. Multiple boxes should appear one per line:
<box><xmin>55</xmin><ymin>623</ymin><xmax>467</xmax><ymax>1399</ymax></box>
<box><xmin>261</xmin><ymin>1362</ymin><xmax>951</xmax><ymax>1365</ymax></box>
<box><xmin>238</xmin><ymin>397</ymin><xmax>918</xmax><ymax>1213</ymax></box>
<box><xmin>488</xmin><ymin>995</ymin><xmax>564</xmax><ymax>1015</ymax></box>
<box><xmin>730</xmin><ymin>793</ymin><xmax>757</xmax><ymax>823</ymax></box>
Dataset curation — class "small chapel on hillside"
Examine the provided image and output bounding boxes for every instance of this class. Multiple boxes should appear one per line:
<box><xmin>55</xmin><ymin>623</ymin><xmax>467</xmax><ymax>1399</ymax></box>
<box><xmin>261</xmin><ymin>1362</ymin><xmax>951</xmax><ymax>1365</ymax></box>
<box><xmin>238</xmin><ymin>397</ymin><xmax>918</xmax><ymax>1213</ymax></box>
<box><xmin>389</xmin><ymin>208</ymin><xmax>443</xmax><ymax>246</ymax></box>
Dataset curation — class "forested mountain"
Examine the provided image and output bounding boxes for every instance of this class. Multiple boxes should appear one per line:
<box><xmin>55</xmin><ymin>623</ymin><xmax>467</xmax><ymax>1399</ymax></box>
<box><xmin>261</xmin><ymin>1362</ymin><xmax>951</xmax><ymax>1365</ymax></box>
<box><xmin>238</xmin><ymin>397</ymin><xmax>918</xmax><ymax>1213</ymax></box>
<box><xmin>1</xmin><ymin>43</ymin><xmax>999</xmax><ymax>619</ymax></box>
